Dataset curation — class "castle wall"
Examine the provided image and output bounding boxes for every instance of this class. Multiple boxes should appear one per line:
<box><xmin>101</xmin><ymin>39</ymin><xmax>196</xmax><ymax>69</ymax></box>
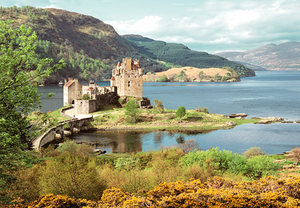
<box><xmin>74</xmin><ymin>99</ymin><xmax>97</xmax><ymax>114</ymax></box>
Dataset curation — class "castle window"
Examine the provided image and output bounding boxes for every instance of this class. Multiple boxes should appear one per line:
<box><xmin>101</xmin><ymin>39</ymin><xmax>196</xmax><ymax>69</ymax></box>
<box><xmin>128</xmin><ymin>81</ymin><xmax>131</xmax><ymax>87</ymax></box>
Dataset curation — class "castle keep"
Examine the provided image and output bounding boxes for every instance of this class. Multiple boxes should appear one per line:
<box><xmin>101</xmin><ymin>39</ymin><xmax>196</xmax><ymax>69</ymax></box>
<box><xmin>63</xmin><ymin>58</ymin><xmax>144</xmax><ymax>114</ymax></box>
<box><xmin>111</xmin><ymin>58</ymin><xmax>143</xmax><ymax>98</ymax></box>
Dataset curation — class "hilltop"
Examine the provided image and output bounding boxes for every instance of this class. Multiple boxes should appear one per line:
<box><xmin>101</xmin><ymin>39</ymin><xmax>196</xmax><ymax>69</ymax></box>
<box><xmin>143</xmin><ymin>66</ymin><xmax>240</xmax><ymax>82</ymax></box>
<box><xmin>217</xmin><ymin>42</ymin><xmax>300</xmax><ymax>71</ymax></box>
<box><xmin>0</xmin><ymin>6</ymin><xmax>254</xmax><ymax>83</ymax></box>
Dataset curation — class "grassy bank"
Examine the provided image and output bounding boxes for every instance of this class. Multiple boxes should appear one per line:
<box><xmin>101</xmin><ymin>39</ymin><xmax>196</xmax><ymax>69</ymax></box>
<box><xmin>90</xmin><ymin>107</ymin><xmax>261</xmax><ymax>132</ymax></box>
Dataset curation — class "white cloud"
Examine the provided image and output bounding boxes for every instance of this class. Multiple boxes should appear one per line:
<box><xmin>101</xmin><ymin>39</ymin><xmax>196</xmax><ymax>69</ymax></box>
<box><xmin>107</xmin><ymin>0</ymin><xmax>300</xmax><ymax>52</ymax></box>
<box><xmin>107</xmin><ymin>16</ymin><xmax>163</xmax><ymax>35</ymax></box>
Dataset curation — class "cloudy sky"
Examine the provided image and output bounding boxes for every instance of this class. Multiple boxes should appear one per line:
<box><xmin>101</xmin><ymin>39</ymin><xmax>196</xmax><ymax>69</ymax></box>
<box><xmin>1</xmin><ymin>0</ymin><xmax>299</xmax><ymax>53</ymax></box>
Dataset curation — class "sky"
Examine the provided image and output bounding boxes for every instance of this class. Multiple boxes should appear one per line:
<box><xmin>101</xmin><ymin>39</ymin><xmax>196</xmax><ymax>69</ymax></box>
<box><xmin>1</xmin><ymin>0</ymin><xmax>300</xmax><ymax>53</ymax></box>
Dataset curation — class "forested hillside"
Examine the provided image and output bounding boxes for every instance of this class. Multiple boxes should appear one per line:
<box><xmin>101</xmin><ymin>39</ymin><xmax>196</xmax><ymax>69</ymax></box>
<box><xmin>123</xmin><ymin>35</ymin><xmax>255</xmax><ymax>77</ymax></box>
<box><xmin>0</xmin><ymin>6</ymin><xmax>254</xmax><ymax>83</ymax></box>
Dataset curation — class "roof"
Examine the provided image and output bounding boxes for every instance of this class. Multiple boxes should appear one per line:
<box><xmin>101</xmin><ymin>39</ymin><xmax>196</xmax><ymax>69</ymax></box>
<box><xmin>64</xmin><ymin>80</ymin><xmax>75</xmax><ymax>87</ymax></box>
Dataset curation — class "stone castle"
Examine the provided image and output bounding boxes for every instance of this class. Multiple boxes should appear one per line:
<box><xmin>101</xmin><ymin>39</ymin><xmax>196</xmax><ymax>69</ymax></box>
<box><xmin>63</xmin><ymin>58</ymin><xmax>145</xmax><ymax>114</ymax></box>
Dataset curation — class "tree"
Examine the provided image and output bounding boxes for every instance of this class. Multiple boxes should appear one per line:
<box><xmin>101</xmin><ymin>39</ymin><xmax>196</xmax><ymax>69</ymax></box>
<box><xmin>153</xmin><ymin>99</ymin><xmax>164</xmax><ymax>113</ymax></box>
<box><xmin>176</xmin><ymin>106</ymin><xmax>186</xmax><ymax>119</ymax></box>
<box><xmin>125</xmin><ymin>99</ymin><xmax>139</xmax><ymax>123</ymax></box>
<box><xmin>0</xmin><ymin>21</ymin><xmax>63</xmax><ymax>202</ymax></box>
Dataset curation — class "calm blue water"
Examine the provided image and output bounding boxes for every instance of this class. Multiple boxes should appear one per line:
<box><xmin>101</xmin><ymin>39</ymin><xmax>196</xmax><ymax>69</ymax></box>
<box><xmin>39</xmin><ymin>71</ymin><xmax>300</xmax><ymax>154</ymax></box>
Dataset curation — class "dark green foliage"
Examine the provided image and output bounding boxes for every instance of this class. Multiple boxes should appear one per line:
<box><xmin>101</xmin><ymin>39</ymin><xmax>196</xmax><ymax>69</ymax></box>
<box><xmin>82</xmin><ymin>94</ymin><xmax>91</xmax><ymax>100</ymax></box>
<box><xmin>176</xmin><ymin>106</ymin><xmax>186</xmax><ymax>118</ymax></box>
<box><xmin>125</xmin><ymin>99</ymin><xmax>139</xmax><ymax>123</ymax></box>
<box><xmin>180</xmin><ymin>148</ymin><xmax>281</xmax><ymax>179</ymax></box>
<box><xmin>246</xmin><ymin>156</ymin><xmax>281</xmax><ymax>179</ymax></box>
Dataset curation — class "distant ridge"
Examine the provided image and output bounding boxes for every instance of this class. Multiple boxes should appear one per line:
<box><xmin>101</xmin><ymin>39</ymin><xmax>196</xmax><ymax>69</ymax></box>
<box><xmin>216</xmin><ymin>42</ymin><xmax>300</xmax><ymax>71</ymax></box>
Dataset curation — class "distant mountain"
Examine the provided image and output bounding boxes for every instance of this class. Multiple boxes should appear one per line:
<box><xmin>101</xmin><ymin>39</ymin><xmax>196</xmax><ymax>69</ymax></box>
<box><xmin>1</xmin><ymin>6</ymin><xmax>255</xmax><ymax>83</ymax></box>
<box><xmin>123</xmin><ymin>35</ymin><xmax>255</xmax><ymax>77</ymax></box>
<box><xmin>234</xmin><ymin>62</ymin><xmax>267</xmax><ymax>71</ymax></box>
<box><xmin>216</xmin><ymin>42</ymin><xmax>300</xmax><ymax>70</ymax></box>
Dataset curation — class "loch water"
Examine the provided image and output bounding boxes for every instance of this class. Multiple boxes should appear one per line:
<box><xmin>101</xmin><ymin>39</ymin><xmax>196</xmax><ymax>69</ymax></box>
<box><xmin>39</xmin><ymin>71</ymin><xmax>300</xmax><ymax>154</ymax></box>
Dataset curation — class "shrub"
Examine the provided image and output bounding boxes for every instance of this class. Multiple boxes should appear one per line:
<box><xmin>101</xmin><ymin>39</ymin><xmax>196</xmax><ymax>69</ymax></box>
<box><xmin>39</xmin><ymin>142</ymin><xmax>106</xmax><ymax>200</ymax></box>
<box><xmin>203</xmin><ymin>107</ymin><xmax>209</xmax><ymax>114</ymax></box>
<box><xmin>180</xmin><ymin>148</ymin><xmax>248</xmax><ymax>175</ymax></box>
<box><xmin>246</xmin><ymin>155</ymin><xmax>282</xmax><ymax>179</ymax></box>
<box><xmin>150</xmin><ymin>158</ymin><xmax>183</xmax><ymax>185</ymax></box>
<box><xmin>124</xmin><ymin>99</ymin><xmax>139</xmax><ymax>123</ymax></box>
<box><xmin>157</xmin><ymin>75</ymin><xmax>168</xmax><ymax>82</ymax></box>
<box><xmin>176</xmin><ymin>106</ymin><xmax>186</xmax><ymax>118</ymax></box>
<box><xmin>195</xmin><ymin>107</ymin><xmax>209</xmax><ymax>113</ymax></box>
<box><xmin>82</xmin><ymin>93</ymin><xmax>90</xmax><ymax>100</ymax></box>
<box><xmin>243</xmin><ymin>147</ymin><xmax>265</xmax><ymax>158</ymax></box>
<box><xmin>178</xmin><ymin>139</ymin><xmax>201</xmax><ymax>153</ymax></box>
<box><xmin>183</xmin><ymin>164</ymin><xmax>216</xmax><ymax>181</ymax></box>
<box><xmin>114</xmin><ymin>157</ymin><xmax>138</xmax><ymax>171</ymax></box>
<box><xmin>6</xmin><ymin>165</ymin><xmax>42</xmax><ymax>203</ymax></box>
<box><xmin>99</xmin><ymin>166</ymin><xmax>152</xmax><ymax>195</ymax></box>
<box><xmin>153</xmin><ymin>99</ymin><xmax>164</xmax><ymax>113</ymax></box>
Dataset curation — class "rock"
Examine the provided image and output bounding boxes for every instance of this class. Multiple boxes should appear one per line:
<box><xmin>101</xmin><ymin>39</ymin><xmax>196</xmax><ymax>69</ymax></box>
<box><xmin>64</xmin><ymin>130</ymin><xmax>72</xmax><ymax>136</ymax></box>
<box><xmin>281</xmin><ymin>121</ymin><xmax>294</xmax><ymax>123</ymax></box>
<box><xmin>254</xmin><ymin>120</ymin><xmax>273</xmax><ymax>124</ymax></box>
<box><xmin>228</xmin><ymin>113</ymin><xmax>248</xmax><ymax>118</ymax></box>
<box><xmin>73</xmin><ymin>128</ymin><xmax>80</xmax><ymax>134</ymax></box>
<box><xmin>55</xmin><ymin>134</ymin><xmax>62</xmax><ymax>139</ymax></box>
<box><xmin>254</xmin><ymin>117</ymin><xmax>284</xmax><ymax>124</ymax></box>
<box><xmin>296</xmin><ymin>120</ymin><xmax>300</xmax><ymax>123</ymax></box>
<box><xmin>226</xmin><ymin>121</ymin><xmax>236</xmax><ymax>127</ymax></box>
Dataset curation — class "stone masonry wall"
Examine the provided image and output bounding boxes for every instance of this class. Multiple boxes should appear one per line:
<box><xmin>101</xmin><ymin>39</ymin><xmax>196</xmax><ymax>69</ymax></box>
<box><xmin>74</xmin><ymin>99</ymin><xmax>97</xmax><ymax>114</ymax></box>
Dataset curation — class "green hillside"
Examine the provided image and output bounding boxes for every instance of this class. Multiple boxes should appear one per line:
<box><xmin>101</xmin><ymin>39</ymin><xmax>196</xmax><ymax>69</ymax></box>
<box><xmin>123</xmin><ymin>35</ymin><xmax>255</xmax><ymax>77</ymax></box>
<box><xmin>0</xmin><ymin>6</ymin><xmax>254</xmax><ymax>83</ymax></box>
<box><xmin>0</xmin><ymin>6</ymin><xmax>167</xmax><ymax>83</ymax></box>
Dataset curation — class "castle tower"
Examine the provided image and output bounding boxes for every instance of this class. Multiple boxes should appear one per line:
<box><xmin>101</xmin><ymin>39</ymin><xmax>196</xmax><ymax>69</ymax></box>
<box><xmin>110</xmin><ymin>57</ymin><xmax>143</xmax><ymax>98</ymax></box>
<box><xmin>63</xmin><ymin>78</ymin><xmax>82</xmax><ymax>106</ymax></box>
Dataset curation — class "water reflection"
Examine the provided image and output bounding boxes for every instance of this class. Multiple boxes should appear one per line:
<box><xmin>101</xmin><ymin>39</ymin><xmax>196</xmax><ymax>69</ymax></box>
<box><xmin>72</xmin><ymin>123</ymin><xmax>300</xmax><ymax>154</ymax></box>
<box><xmin>73</xmin><ymin>130</ymin><xmax>201</xmax><ymax>153</ymax></box>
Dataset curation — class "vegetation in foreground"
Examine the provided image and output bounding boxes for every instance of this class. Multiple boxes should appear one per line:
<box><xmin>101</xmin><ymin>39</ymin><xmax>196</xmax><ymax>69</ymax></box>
<box><xmin>3</xmin><ymin>142</ymin><xmax>300</xmax><ymax>207</ymax></box>
<box><xmin>0</xmin><ymin>21</ymin><xmax>63</xmax><ymax>203</ymax></box>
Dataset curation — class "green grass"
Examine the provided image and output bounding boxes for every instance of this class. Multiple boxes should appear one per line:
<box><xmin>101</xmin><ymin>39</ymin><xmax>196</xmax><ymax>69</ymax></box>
<box><xmin>89</xmin><ymin>108</ymin><xmax>262</xmax><ymax>132</ymax></box>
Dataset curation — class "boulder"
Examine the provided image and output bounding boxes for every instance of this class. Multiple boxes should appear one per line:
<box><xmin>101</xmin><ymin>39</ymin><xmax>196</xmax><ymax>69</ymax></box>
<box><xmin>55</xmin><ymin>134</ymin><xmax>62</xmax><ymax>139</ymax></box>
<box><xmin>228</xmin><ymin>113</ymin><xmax>248</xmax><ymax>118</ymax></box>
<box><xmin>64</xmin><ymin>130</ymin><xmax>72</xmax><ymax>136</ymax></box>
<box><xmin>281</xmin><ymin>121</ymin><xmax>294</xmax><ymax>123</ymax></box>
<box><xmin>226</xmin><ymin>121</ymin><xmax>236</xmax><ymax>127</ymax></box>
<box><xmin>254</xmin><ymin>117</ymin><xmax>284</xmax><ymax>124</ymax></box>
<box><xmin>73</xmin><ymin>127</ymin><xmax>80</xmax><ymax>134</ymax></box>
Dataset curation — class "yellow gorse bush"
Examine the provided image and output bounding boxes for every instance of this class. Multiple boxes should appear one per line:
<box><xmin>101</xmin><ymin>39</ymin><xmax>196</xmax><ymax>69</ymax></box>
<box><xmin>10</xmin><ymin>176</ymin><xmax>299</xmax><ymax>208</ymax></box>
